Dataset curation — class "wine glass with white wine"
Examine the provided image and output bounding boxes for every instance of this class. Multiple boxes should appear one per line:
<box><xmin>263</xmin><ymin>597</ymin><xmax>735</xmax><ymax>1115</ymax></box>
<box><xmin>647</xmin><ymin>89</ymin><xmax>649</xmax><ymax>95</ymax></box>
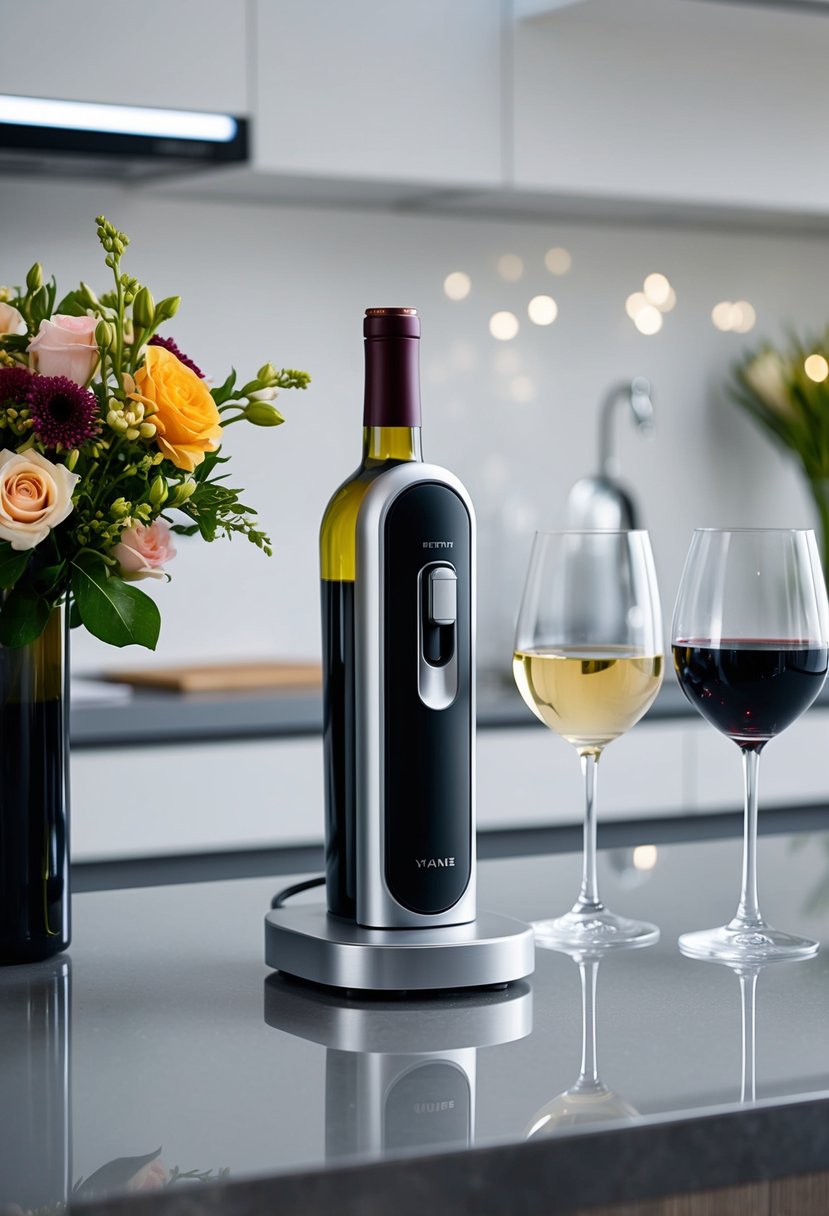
<box><xmin>513</xmin><ymin>530</ymin><xmax>664</xmax><ymax>949</ymax></box>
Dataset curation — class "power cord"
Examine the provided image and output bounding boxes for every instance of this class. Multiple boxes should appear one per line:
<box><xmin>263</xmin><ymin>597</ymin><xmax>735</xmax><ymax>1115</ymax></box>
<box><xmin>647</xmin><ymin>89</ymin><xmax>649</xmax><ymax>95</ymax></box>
<box><xmin>270</xmin><ymin>875</ymin><xmax>325</xmax><ymax>910</ymax></box>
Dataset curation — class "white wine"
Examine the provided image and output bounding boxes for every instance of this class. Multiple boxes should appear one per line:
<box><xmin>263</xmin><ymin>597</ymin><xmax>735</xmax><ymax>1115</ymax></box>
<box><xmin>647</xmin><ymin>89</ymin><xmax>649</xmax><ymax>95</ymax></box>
<box><xmin>512</xmin><ymin>646</ymin><xmax>663</xmax><ymax>751</ymax></box>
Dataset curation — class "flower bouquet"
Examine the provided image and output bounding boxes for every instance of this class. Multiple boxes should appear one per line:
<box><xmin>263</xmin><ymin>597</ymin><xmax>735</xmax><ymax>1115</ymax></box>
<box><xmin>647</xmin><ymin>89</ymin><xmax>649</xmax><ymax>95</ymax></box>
<box><xmin>0</xmin><ymin>214</ymin><xmax>309</xmax><ymax>650</ymax></box>
<box><xmin>0</xmin><ymin>216</ymin><xmax>308</xmax><ymax>965</ymax></box>
<box><xmin>732</xmin><ymin>336</ymin><xmax>829</xmax><ymax>579</ymax></box>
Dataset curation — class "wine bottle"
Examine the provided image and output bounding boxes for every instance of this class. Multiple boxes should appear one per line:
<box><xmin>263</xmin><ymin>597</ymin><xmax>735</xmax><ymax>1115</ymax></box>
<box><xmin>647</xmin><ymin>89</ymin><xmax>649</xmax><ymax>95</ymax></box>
<box><xmin>320</xmin><ymin>309</ymin><xmax>423</xmax><ymax>919</ymax></box>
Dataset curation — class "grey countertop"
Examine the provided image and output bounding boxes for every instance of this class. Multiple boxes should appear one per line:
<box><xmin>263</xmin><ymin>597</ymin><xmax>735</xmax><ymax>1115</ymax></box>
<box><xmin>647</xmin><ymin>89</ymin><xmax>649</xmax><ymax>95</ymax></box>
<box><xmin>6</xmin><ymin>826</ymin><xmax>829</xmax><ymax>1212</ymax></box>
<box><xmin>69</xmin><ymin>674</ymin><xmax>730</xmax><ymax>750</ymax></box>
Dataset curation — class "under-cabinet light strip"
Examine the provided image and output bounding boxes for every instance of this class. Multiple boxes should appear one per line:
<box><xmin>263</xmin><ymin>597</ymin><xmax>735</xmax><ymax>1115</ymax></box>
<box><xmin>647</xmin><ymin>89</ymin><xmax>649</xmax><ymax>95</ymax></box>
<box><xmin>0</xmin><ymin>94</ymin><xmax>237</xmax><ymax>143</ymax></box>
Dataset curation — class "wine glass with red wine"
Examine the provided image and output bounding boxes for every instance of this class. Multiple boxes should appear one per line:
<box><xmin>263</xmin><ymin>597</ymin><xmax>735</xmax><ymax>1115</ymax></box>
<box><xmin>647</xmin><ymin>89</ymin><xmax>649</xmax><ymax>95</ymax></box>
<box><xmin>673</xmin><ymin>529</ymin><xmax>829</xmax><ymax>963</ymax></box>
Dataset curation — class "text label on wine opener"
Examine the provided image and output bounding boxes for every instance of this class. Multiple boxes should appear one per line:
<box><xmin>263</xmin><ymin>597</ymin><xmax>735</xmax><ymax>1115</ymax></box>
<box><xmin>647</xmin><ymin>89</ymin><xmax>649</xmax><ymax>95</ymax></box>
<box><xmin>422</xmin><ymin>541</ymin><xmax>454</xmax><ymax>548</ymax></box>
<box><xmin>416</xmin><ymin>857</ymin><xmax>455</xmax><ymax>868</ymax></box>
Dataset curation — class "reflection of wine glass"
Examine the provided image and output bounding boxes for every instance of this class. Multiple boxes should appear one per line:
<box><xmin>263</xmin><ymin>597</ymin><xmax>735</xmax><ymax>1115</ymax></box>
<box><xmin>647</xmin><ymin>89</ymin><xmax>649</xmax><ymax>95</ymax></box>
<box><xmin>673</xmin><ymin>529</ymin><xmax>829</xmax><ymax>963</ymax></box>
<box><xmin>513</xmin><ymin>530</ymin><xmax>664</xmax><ymax>949</ymax></box>
<box><xmin>685</xmin><ymin>954</ymin><xmax>815</xmax><ymax>1105</ymax></box>
<box><xmin>525</xmin><ymin>939</ymin><xmax>651</xmax><ymax>1137</ymax></box>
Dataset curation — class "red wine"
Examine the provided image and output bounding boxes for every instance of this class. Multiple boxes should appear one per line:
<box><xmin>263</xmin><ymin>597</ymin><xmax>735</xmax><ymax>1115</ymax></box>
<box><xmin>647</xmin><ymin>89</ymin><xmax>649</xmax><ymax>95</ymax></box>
<box><xmin>673</xmin><ymin>640</ymin><xmax>828</xmax><ymax>747</ymax></box>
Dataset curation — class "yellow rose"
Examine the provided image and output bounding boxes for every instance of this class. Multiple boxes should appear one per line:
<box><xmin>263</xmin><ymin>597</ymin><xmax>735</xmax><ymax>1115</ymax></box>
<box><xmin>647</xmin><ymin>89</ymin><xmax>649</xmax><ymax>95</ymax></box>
<box><xmin>130</xmin><ymin>346</ymin><xmax>222</xmax><ymax>472</ymax></box>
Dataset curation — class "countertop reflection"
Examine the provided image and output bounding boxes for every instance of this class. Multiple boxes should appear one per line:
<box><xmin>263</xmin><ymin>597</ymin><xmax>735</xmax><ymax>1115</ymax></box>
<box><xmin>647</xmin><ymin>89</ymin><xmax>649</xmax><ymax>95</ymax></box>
<box><xmin>4</xmin><ymin>829</ymin><xmax>829</xmax><ymax>1207</ymax></box>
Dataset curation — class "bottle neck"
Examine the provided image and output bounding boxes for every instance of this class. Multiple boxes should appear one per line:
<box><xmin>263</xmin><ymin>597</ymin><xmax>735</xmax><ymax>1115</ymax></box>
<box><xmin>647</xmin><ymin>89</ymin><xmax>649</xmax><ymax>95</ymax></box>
<box><xmin>362</xmin><ymin>426</ymin><xmax>422</xmax><ymax>466</ymax></box>
<box><xmin>363</xmin><ymin>334</ymin><xmax>421</xmax><ymax>429</ymax></box>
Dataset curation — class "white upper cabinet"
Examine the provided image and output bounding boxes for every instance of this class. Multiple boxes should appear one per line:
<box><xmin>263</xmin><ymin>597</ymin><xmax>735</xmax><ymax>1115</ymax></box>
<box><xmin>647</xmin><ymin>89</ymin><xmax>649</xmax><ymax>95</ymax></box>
<box><xmin>0</xmin><ymin>0</ymin><xmax>248</xmax><ymax>114</ymax></box>
<box><xmin>254</xmin><ymin>0</ymin><xmax>504</xmax><ymax>188</ymax></box>
<box><xmin>511</xmin><ymin>0</ymin><xmax>829</xmax><ymax>217</ymax></box>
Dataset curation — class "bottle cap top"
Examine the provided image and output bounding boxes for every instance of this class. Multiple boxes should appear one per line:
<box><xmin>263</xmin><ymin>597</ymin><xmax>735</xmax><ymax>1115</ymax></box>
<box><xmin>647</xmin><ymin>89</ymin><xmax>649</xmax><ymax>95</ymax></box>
<box><xmin>364</xmin><ymin>308</ymin><xmax>420</xmax><ymax>339</ymax></box>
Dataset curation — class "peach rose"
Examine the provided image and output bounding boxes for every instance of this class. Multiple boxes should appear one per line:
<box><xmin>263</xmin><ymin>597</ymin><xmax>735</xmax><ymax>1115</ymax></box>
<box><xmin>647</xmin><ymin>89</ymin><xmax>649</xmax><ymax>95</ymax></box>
<box><xmin>0</xmin><ymin>448</ymin><xmax>79</xmax><ymax>550</ymax></box>
<box><xmin>112</xmin><ymin>519</ymin><xmax>176</xmax><ymax>580</ymax></box>
<box><xmin>0</xmin><ymin>302</ymin><xmax>26</xmax><ymax>336</ymax></box>
<box><xmin>28</xmin><ymin>314</ymin><xmax>99</xmax><ymax>385</ymax></box>
<box><xmin>129</xmin><ymin>346</ymin><xmax>222</xmax><ymax>472</ymax></box>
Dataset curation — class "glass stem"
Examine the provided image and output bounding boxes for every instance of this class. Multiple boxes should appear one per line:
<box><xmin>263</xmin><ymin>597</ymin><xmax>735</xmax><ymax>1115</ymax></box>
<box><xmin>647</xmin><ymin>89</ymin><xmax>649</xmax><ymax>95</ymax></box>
<box><xmin>576</xmin><ymin>958</ymin><xmax>601</xmax><ymax>1090</ymax></box>
<box><xmin>733</xmin><ymin>747</ymin><xmax>765</xmax><ymax>930</ymax></box>
<box><xmin>574</xmin><ymin>750</ymin><xmax>603</xmax><ymax>915</ymax></box>
<box><xmin>739</xmin><ymin>969</ymin><xmax>758</xmax><ymax>1104</ymax></box>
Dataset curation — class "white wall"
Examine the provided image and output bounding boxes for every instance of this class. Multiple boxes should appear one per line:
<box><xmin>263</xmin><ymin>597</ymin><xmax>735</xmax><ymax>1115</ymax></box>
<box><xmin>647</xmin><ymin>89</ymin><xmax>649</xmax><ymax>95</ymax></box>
<box><xmin>0</xmin><ymin>175</ymin><xmax>824</xmax><ymax>675</ymax></box>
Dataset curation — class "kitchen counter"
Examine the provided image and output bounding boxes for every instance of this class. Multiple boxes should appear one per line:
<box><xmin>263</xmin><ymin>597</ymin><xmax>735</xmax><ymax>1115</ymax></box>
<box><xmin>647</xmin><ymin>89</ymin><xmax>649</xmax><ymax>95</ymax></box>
<box><xmin>7</xmin><ymin>825</ymin><xmax>829</xmax><ymax>1214</ymax></box>
<box><xmin>72</xmin><ymin>674</ymin><xmax>827</xmax><ymax>750</ymax></box>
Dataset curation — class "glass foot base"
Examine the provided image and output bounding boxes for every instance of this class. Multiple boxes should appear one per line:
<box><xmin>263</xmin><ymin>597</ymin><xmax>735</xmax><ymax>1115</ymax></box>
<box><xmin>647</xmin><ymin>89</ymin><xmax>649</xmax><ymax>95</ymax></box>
<box><xmin>679</xmin><ymin>923</ymin><xmax>819</xmax><ymax>965</ymax></box>
<box><xmin>532</xmin><ymin>908</ymin><xmax>660</xmax><ymax>952</ymax></box>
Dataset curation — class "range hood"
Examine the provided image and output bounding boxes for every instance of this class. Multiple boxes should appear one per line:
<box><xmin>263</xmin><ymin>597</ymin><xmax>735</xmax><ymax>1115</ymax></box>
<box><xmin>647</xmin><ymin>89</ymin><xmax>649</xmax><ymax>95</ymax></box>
<box><xmin>0</xmin><ymin>94</ymin><xmax>248</xmax><ymax>180</ymax></box>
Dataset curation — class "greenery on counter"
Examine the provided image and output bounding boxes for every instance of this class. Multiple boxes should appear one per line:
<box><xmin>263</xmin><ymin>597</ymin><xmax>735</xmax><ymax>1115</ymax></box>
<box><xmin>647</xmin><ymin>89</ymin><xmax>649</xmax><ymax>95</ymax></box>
<box><xmin>732</xmin><ymin>336</ymin><xmax>829</xmax><ymax>579</ymax></box>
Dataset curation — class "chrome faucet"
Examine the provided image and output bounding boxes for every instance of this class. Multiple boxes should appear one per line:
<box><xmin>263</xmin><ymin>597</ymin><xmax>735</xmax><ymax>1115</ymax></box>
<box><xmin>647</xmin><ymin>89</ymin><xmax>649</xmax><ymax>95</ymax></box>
<box><xmin>565</xmin><ymin>377</ymin><xmax>654</xmax><ymax>531</ymax></box>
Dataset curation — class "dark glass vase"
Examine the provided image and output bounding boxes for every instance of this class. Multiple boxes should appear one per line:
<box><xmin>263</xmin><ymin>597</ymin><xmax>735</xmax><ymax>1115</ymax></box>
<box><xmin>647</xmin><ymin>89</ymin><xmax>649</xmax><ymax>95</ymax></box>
<box><xmin>0</xmin><ymin>607</ymin><xmax>70</xmax><ymax>964</ymax></box>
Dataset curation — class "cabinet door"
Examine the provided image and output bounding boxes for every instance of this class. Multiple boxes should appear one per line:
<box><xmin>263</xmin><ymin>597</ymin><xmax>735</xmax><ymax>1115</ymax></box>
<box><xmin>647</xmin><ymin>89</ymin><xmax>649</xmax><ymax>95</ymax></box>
<box><xmin>511</xmin><ymin>0</ymin><xmax>829</xmax><ymax>214</ymax></box>
<box><xmin>477</xmin><ymin>723</ymin><xmax>687</xmax><ymax>830</ymax></box>
<box><xmin>254</xmin><ymin>0</ymin><xmax>503</xmax><ymax>187</ymax></box>
<box><xmin>71</xmin><ymin>738</ymin><xmax>324</xmax><ymax>861</ymax></box>
<box><xmin>689</xmin><ymin>710</ymin><xmax>829</xmax><ymax>813</ymax></box>
<box><xmin>0</xmin><ymin>1</ymin><xmax>247</xmax><ymax>114</ymax></box>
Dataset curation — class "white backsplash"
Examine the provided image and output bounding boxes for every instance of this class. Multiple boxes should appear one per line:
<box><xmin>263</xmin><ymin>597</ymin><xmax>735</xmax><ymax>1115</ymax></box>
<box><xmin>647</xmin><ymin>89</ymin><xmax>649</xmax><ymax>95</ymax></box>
<box><xmin>1</xmin><ymin>175</ymin><xmax>825</xmax><ymax>674</ymax></box>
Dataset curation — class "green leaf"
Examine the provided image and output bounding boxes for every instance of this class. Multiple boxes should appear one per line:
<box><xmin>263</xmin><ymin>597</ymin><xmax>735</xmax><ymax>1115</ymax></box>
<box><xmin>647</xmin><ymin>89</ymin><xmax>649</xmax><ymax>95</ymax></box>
<box><xmin>0</xmin><ymin>586</ymin><xmax>50</xmax><ymax>647</ymax></box>
<box><xmin>31</xmin><ymin>560</ymin><xmax>67</xmax><ymax>597</ymax></box>
<box><xmin>71</xmin><ymin>558</ymin><xmax>160</xmax><ymax>650</ymax></box>
<box><xmin>69</xmin><ymin>599</ymin><xmax>82</xmax><ymax>630</ymax></box>
<box><xmin>0</xmin><ymin>543</ymin><xmax>31</xmax><ymax>590</ymax></box>
<box><xmin>211</xmin><ymin>370</ymin><xmax>237</xmax><ymax>407</ymax></box>
<box><xmin>55</xmin><ymin>289</ymin><xmax>89</xmax><ymax>317</ymax></box>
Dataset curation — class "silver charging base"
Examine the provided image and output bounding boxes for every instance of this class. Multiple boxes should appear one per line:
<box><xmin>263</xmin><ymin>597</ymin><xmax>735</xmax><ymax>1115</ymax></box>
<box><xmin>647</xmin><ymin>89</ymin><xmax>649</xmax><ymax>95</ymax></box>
<box><xmin>264</xmin><ymin>906</ymin><xmax>535</xmax><ymax>993</ymax></box>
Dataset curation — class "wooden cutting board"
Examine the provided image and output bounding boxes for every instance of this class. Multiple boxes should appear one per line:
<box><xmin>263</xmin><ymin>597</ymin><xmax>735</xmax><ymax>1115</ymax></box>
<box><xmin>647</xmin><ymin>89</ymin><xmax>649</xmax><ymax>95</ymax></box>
<box><xmin>104</xmin><ymin>661</ymin><xmax>322</xmax><ymax>693</ymax></box>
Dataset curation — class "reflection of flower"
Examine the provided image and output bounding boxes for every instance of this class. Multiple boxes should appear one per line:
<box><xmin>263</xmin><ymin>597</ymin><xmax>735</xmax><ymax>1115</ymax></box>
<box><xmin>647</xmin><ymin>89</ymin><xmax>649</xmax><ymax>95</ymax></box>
<box><xmin>127</xmin><ymin>1157</ymin><xmax>169</xmax><ymax>1191</ymax></box>
<box><xmin>71</xmin><ymin>1147</ymin><xmax>230</xmax><ymax>1200</ymax></box>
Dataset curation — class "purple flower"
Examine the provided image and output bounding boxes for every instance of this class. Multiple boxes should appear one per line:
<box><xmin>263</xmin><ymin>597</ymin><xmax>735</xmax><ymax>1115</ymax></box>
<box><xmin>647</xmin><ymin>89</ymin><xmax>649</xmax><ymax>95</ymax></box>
<box><xmin>148</xmin><ymin>335</ymin><xmax>204</xmax><ymax>379</ymax></box>
<box><xmin>27</xmin><ymin>375</ymin><xmax>100</xmax><ymax>450</ymax></box>
<box><xmin>0</xmin><ymin>365</ymin><xmax>33</xmax><ymax>407</ymax></box>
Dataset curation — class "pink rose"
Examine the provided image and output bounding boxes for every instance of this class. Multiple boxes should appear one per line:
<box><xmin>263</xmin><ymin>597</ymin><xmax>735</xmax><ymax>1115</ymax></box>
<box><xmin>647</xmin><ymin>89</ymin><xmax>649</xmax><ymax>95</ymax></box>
<box><xmin>28</xmin><ymin>314</ymin><xmax>99</xmax><ymax>385</ymax></box>
<box><xmin>112</xmin><ymin>519</ymin><xmax>176</xmax><ymax>581</ymax></box>
<box><xmin>0</xmin><ymin>448</ymin><xmax>79</xmax><ymax>550</ymax></box>
<box><xmin>0</xmin><ymin>302</ymin><xmax>26</xmax><ymax>336</ymax></box>
<box><xmin>127</xmin><ymin>1158</ymin><xmax>169</xmax><ymax>1191</ymax></box>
